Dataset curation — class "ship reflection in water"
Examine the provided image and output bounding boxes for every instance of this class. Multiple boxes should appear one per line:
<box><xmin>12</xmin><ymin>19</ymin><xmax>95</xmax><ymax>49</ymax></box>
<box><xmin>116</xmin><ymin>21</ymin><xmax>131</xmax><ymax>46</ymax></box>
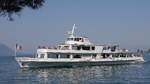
<box><xmin>16</xmin><ymin>64</ymin><xmax>144</xmax><ymax>84</ymax></box>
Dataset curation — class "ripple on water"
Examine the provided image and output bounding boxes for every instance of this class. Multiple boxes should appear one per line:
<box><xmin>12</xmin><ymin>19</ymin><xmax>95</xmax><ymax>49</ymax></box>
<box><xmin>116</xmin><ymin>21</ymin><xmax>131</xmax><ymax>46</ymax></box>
<box><xmin>0</xmin><ymin>54</ymin><xmax>150</xmax><ymax>84</ymax></box>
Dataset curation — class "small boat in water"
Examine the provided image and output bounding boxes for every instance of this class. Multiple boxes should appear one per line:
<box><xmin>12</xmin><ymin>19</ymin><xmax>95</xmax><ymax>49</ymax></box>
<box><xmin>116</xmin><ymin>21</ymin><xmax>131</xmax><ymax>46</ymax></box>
<box><xmin>15</xmin><ymin>24</ymin><xmax>144</xmax><ymax>68</ymax></box>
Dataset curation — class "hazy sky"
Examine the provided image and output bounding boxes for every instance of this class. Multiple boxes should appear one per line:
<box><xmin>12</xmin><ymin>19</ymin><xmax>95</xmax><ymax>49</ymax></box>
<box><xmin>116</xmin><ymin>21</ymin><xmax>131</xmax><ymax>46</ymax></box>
<box><xmin>0</xmin><ymin>0</ymin><xmax>150</xmax><ymax>54</ymax></box>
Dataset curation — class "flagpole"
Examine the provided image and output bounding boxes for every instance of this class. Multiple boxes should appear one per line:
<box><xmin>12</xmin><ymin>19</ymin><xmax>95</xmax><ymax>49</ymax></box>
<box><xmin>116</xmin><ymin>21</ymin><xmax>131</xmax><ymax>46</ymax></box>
<box><xmin>14</xmin><ymin>44</ymin><xmax>23</xmax><ymax>57</ymax></box>
<box><xmin>14</xmin><ymin>44</ymin><xmax>17</xmax><ymax>57</ymax></box>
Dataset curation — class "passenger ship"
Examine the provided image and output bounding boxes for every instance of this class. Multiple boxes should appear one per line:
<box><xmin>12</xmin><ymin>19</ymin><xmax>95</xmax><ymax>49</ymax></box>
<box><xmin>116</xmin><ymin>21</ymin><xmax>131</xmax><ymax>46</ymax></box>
<box><xmin>16</xmin><ymin>24</ymin><xmax>144</xmax><ymax>68</ymax></box>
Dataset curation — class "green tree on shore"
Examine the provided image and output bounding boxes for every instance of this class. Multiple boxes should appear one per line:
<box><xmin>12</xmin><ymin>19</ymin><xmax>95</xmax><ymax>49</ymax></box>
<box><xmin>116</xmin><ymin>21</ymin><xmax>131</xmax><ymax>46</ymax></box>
<box><xmin>0</xmin><ymin>0</ymin><xmax>45</xmax><ymax>20</ymax></box>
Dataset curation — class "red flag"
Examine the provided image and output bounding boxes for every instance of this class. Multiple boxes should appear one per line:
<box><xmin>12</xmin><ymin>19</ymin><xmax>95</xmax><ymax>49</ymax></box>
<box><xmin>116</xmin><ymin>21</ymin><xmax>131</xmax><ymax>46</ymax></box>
<box><xmin>16</xmin><ymin>44</ymin><xmax>23</xmax><ymax>51</ymax></box>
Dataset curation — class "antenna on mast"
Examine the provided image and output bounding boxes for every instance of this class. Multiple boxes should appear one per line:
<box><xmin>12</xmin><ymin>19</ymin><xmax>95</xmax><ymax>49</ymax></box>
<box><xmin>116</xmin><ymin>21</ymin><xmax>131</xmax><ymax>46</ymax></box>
<box><xmin>68</xmin><ymin>24</ymin><xmax>76</xmax><ymax>37</ymax></box>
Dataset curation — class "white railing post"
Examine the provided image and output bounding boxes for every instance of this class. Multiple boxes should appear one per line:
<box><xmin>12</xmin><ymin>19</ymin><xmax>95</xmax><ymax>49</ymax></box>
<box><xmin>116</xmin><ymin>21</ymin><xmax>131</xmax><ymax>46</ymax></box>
<box><xmin>70</xmin><ymin>54</ymin><xmax>73</xmax><ymax>59</ymax></box>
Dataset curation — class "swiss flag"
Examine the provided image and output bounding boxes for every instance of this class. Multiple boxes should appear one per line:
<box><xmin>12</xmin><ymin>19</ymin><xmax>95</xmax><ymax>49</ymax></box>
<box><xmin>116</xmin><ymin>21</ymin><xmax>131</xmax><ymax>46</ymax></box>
<box><xmin>16</xmin><ymin>44</ymin><xmax>23</xmax><ymax>51</ymax></box>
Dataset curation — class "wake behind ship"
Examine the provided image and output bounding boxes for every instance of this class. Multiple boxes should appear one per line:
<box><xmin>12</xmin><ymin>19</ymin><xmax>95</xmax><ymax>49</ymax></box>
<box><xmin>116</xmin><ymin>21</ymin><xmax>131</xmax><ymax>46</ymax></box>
<box><xmin>15</xmin><ymin>24</ymin><xmax>144</xmax><ymax>68</ymax></box>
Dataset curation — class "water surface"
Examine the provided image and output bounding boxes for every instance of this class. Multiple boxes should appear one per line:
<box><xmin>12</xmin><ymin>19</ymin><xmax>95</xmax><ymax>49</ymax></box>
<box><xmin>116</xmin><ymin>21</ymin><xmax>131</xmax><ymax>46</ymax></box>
<box><xmin>0</xmin><ymin>53</ymin><xmax>150</xmax><ymax>84</ymax></box>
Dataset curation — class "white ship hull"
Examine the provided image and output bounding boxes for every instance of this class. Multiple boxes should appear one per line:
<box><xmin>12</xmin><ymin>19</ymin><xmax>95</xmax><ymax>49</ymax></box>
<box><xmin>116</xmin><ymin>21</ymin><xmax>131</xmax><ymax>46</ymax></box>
<box><xmin>16</xmin><ymin>57</ymin><xmax>144</xmax><ymax>68</ymax></box>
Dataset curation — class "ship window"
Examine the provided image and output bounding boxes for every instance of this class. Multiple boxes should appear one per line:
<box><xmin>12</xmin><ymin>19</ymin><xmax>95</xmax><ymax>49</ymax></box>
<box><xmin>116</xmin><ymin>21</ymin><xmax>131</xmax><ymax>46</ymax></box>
<box><xmin>82</xmin><ymin>46</ymin><xmax>90</xmax><ymax>50</ymax></box>
<box><xmin>72</xmin><ymin>46</ymin><xmax>81</xmax><ymax>50</ymax></box>
<box><xmin>72</xmin><ymin>46</ymin><xmax>78</xmax><ymax>50</ymax></box>
<box><xmin>103</xmin><ymin>47</ymin><xmax>107</xmax><ymax>50</ymax></box>
<box><xmin>83</xmin><ymin>54</ymin><xmax>91</xmax><ymax>57</ymax></box>
<box><xmin>48</xmin><ymin>53</ymin><xmax>58</xmax><ymax>58</ymax></box>
<box><xmin>75</xmin><ymin>38</ymin><xmax>80</xmax><ymax>41</ymax></box>
<box><xmin>79</xmin><ymin>38</ymin><xmax>83</xmax><ymax>42</ymax></box>
<box><xmin>92</xmin><ymin>47</ymin><xmax>95</xmax><ymax>50</ymax></box>
<box><xmin>119</xmin><ymin>53</ymin><xmax>126</xmax><ymax>57</ymax></box>
<box><xmin>73</xmin><ymin>55</ymin><xmax>81</xmax><ymax>58</ymax></box>
<box><xmin>40</xmin><ymin>54</ymin><xmax>45</xmax><ymax>58</ymax></box>
<box><xmin>111</xmin><ymin>46</ymin><xmax>116</xmax><ymax>52</ymax></box>
<box><xmin>60</xmin><ymin>54</ymin><xmax>70</xmax><ymax>58</ymax></box>
<box><xmin>92</xmin><ymin>54</ymin><xmax>96</xmax><ymax>58</ymax></box>
<box><xmin>81</xmin><ymin>38</ymin><xmax>84</xmax><ymax>42</ymax></box>
<box><xmin>74</xmin><ymin>38</ymin><xmax>77</xmax><ymax>41</ymax></box>
<box><xmin>77</xmin><ymin>46</ymin><xmax>81</xmax><ymax>50</ymax></box>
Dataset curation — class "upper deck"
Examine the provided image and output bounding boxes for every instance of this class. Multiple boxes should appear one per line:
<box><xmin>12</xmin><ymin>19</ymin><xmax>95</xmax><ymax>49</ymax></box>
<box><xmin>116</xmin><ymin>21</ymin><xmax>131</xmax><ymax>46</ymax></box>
<box><xmin>65</xmin><ymin>24</ymin><xmax>92</xmax><ymax>45</ymax></box>
<box><xmin>37</xmin><ymin>24</ymin><xmax>129</xmax><ymax>56</ymax></box>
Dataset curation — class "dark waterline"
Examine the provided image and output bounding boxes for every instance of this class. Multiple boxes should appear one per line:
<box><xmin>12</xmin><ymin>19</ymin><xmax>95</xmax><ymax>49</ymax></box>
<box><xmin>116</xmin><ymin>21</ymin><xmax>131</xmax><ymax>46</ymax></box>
<box><xmin>0</xmin><ymin>53</ymin><xmax>150</xmax><ymax>84</ymax></box>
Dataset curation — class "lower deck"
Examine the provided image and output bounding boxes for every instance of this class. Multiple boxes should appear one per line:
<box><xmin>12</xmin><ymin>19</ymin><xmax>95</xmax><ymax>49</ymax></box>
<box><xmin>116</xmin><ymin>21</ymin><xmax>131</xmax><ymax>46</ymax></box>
<box><xmin>16</xmin><ymin>56</ymin><xmax>144</xmax><ymax>68</ymax></box>
<box><xmin>37</xmin><ymin>52</ymin><xmax>136</xmax><ymax>59</ymax></box>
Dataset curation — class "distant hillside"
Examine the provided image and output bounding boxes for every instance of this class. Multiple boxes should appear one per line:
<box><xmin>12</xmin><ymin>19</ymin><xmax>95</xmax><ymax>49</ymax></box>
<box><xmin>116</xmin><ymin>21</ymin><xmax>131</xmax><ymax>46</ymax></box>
<box><xmin>0</xmin><ymin>43</ymin><xmax>14</xmax><ymax>56</ymax></box>
<box><xmin>145</xmin><ymin>49</ymin><xmax>150</xmax><ymax>53</ymax></box>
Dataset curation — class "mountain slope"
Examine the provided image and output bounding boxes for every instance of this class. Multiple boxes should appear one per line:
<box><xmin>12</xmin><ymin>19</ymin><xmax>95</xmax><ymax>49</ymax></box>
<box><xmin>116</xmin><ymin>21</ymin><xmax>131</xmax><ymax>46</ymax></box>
<box><xmin>0</xmin><ymin>43</ymin><xmax>14</xmax><ymax>56</ymax></box>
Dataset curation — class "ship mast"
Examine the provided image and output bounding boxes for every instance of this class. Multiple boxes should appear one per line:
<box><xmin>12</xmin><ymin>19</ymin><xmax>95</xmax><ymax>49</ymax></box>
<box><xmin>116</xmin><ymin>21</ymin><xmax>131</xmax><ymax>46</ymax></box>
<box><xmin>68</xmin><ymin>24</ymin><xmax>76</xmax><ymax>37</ymax></box>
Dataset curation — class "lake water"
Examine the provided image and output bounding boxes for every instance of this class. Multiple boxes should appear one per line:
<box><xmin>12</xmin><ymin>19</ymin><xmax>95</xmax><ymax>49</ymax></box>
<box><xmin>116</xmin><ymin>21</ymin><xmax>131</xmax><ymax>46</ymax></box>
<box><xmin>0</xmin><ymin>53</ymin><xmax>150</xmax><ymax>84</ymax></box>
